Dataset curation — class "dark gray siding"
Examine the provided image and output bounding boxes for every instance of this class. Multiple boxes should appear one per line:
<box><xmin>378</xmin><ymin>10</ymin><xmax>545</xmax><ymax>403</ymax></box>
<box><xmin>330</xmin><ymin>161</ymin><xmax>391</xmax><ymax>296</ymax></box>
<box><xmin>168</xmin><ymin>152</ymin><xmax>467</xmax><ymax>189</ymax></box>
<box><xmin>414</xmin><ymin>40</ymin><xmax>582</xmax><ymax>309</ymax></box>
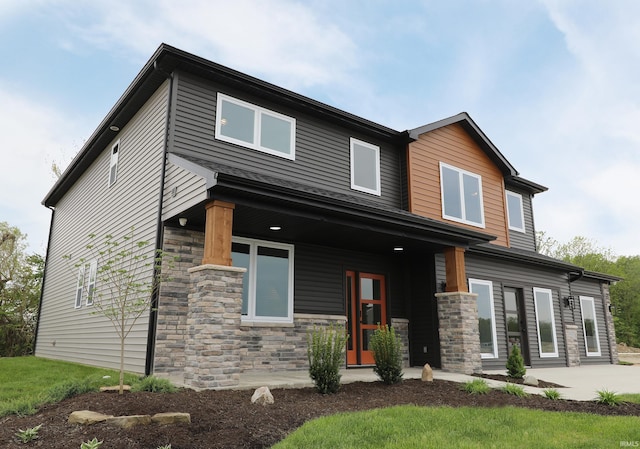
<box><xmin>569</xmin><ymin>278</ymin><xmax>613</xmax><ymax>364</ymax></box>
<box><xmin>170</xmin><ymin>73</ymin><xmax>403</xmax><ymax>209</ymax></box>
<box><xmin>507</xmin><ymin>188</ymin><xmax>536</xmax><ymax>251</ymax></box>
<box><xmin>294</xmin><ymin>243</ymin><xmax>407</xmax><ymax>319</ymax></box>
<box><xmin>436</xmin><ymin>252</ymin><xmax>571</xmax><ymax>369</ymax></box>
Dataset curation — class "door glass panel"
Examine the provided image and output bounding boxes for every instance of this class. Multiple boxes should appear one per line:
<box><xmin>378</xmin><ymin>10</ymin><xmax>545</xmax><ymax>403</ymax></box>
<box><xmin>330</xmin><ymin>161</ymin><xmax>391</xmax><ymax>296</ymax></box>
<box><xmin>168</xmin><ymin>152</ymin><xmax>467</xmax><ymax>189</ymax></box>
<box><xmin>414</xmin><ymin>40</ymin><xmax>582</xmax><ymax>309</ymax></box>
<box><xmin>231</xmin><ymin>242</ymin><xmax>251</xmax><ymax>316</ymax></box>
<box><xmin>362</xmin><ymin>329</ymin><xmax>375</xmax><ymax>351</ymax></box>
<box><xmin>255</xmin><ymin>246</ymin><xmax>289</xmax><ymax>317</ymax></box>
<box><xmin>360</xmin><ymin>278</ymin><xmax>381</xmax><ymax>300</ymax></box>
<box><xmin>346</xmin><ymin>275</ymin><xmax>354</xmax><ymax>351</ymax></box>
<box><xmin>361</xmin><ymin>303</ymin><xmax>382</xmax><ymax>325</ymax></box>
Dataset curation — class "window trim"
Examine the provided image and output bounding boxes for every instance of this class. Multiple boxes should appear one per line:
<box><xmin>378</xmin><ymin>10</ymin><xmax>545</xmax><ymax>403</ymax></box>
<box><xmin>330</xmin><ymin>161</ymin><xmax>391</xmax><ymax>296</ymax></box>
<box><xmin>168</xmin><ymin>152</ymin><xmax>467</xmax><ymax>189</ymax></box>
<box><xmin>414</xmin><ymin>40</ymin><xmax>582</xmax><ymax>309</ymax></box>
<box><xmin>533</xmin><ymin>287</ymin><xmax>559</xmax><ymax>358</ymax></box>
<box><xmin>506</xmin><ymin>191</ymin><xmax>526</xmax><ymax>233</ymax></box>
<box><xmin>350</xmin><ymin>138</ymin><xmax>381</xmax><ymax>196</ymax></box>
<box><xmin>215</xmin><ymin>93</ymin><xmax>296</xmax><ymax>160</ymax></box>
<box><xmin>579</xmin><ymin>296</ymin><xmax>602</xmax><ymax>357</ymax></box>
<box><xmin>86</xmin><ymin>260</ymin><xmax>97</xmax><ymax>306</ymax></box>
<box><xmin>469</xmin><ymin>278</ymin><xmax>499</xmax><ymax>359</ymax></box>
<box><xmin>439</xmin><ymin>162</ymin><xmax>485</xmax><ymax>228</ymax></box>
<box><xmin>232</xmin><ymin>237</ymin><xmax>294</xmax><ymax>324</ymax></box>
<box><xmin>74</xmin><ymin>265</ymin><xmax>85</xmax><ymax>309</ymax></box>
<box><xmin>108</xmin><ymin>140</ymin><xmax>120</xmax><ymax>187</ymax></box>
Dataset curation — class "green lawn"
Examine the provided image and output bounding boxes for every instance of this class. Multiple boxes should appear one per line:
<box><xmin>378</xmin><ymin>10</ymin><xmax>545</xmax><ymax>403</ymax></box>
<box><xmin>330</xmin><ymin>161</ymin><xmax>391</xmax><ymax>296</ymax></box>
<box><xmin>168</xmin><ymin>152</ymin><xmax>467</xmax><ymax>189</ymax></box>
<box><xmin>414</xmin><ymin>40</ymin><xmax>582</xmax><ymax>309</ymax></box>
<box><xmin>273</xmin><ymin>405</ymin><xmax>640</xmax><ymax>449</ymax></box>
<box><xmin>0</xmin><ymin>356</ymin><xmax>138</xmax><ymax>416</ymax></box>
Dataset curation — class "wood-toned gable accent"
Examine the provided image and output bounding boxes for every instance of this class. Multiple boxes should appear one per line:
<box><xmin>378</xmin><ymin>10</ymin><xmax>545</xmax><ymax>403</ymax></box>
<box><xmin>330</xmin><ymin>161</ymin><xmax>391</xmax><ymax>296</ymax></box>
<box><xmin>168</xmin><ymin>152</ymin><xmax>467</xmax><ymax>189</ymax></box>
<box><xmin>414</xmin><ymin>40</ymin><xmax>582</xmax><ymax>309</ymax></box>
<box><xmin>407</xmin><ymin>123</ymin><xmax>509</xmax><ymax>247</ymax></box>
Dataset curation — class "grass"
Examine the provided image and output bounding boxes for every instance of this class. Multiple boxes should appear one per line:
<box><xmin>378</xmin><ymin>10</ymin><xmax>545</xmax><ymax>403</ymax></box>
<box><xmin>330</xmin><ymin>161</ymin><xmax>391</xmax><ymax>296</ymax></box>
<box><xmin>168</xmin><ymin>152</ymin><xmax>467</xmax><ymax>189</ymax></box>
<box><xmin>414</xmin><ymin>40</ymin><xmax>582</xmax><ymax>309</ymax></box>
<box><xmin>502</xmin><ymin>383</ymin><xmax>528</xmax><ymax>398</ymax></box>
<box><xmin>619</xmin><ymin>393</ymin><xmax>640</xmax><ymax>404</ymax></box>
<box><xmin>273</xmin><ymin>404</ymin><xmax>640</xmax><ymax>449</ymax></box>
<box><xmin>543</xmin><ymin>388</ymin><xmax>562</xmax><ymax>400</ymax></box>
<box><xmin>462</xmin><ymin>379</ymin><xmax>491</xmax><ymax>395</ymax></box>
<box><xmin>595</xmin><ymin>389</ymin><xmax>623</xmax><ymax>406</ymax></box>
<box><xmin>0</xmin><ymin>356</ymin><xmax>140</xmax><ymax>417</ymax></box>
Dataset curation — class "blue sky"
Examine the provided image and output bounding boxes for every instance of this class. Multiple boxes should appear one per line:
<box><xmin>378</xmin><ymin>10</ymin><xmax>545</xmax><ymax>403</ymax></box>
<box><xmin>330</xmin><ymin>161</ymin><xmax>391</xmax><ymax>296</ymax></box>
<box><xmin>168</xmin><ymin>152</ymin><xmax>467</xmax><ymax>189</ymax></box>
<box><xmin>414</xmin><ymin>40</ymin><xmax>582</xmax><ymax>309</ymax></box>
<box><xmin>2</xmin><ymin>0</ymin><xmax>640</xmax><ymax>257</ymax></box>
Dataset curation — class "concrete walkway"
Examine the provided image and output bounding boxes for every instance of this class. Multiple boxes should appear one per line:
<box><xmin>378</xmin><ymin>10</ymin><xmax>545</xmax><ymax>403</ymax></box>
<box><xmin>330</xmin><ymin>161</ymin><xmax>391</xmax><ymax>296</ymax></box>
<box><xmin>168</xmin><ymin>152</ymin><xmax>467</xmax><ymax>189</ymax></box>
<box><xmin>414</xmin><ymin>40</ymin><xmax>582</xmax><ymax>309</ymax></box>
<box><xmin>239</xmin><ymin>364</ymin><xmax>640</xmax><ymax>401</ymax></box>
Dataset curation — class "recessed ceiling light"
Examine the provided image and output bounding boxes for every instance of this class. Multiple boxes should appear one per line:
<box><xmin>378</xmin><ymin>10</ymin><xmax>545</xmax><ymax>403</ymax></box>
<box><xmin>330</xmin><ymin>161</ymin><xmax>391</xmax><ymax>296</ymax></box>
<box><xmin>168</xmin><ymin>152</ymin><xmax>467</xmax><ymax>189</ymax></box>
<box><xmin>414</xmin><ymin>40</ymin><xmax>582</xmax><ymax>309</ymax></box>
<box><xmin>269</xmin><ymin>226</ymin><xmax>282</xmax><ymax>231</ymax></box>
<box><xmin>393</xmin><ymin>246</ymin><xmax>404</xmax><ymax>252</ymax></box>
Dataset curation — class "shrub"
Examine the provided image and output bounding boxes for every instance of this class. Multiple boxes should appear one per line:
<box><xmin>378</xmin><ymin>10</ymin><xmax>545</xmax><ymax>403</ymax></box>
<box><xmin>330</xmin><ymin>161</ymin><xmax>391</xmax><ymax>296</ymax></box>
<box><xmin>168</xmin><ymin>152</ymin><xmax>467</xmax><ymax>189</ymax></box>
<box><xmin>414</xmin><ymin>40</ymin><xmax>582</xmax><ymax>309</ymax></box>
<box><xmin>369</xmin><ymin>324</ymin><xmax>404</xmax><ymax>385</ymax></box>
<box><xmin>15</xmin><ymin>424</ymin><xmax>42</xmax><ymax>443</ymax></box>
<box><xmin>543</xmin><ymin>388</ymin><xmax>562</xmax><ymax>400</ymax></box>
<box><xmin>506</xmin><ymin>345</ymin><xmax>526</xmax><ymax>379</ymax></box>
<box><xmin>502</xmin><ymin>383</ymin><xmax>528</xmax><ymax>398</ymax></box>
<box><xmin>132</xmin><ymin>376</ymin><xmax>177</xmax><ymax>393</ymax></box>
<box><xmin>307</xmin><ymin>325</ymin><xmax>348</xmax><ymax>394</ymax></box>
<box><xmin>596</xmin><ymin>389</ymin><xmax>622</xmax><ymax>406</ymax></box>
<box><xmin>80</xmin><ymin>438</ymin><xmax>103</xmax><ymax>449</ymax></box>
<box><xmin>462</xmin><ymin>379</ymin><xmax>490</xmax><ymax>395</ymax></box>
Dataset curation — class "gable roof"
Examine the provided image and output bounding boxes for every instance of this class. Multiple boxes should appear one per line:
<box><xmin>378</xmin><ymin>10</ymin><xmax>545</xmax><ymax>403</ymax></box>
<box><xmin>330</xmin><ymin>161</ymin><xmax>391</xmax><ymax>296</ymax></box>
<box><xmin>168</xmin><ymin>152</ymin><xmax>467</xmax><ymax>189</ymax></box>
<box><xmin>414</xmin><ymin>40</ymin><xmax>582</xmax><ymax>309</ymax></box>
<box><xmin>408</xmin><ymin>112</ymin><xmax>519</xmax><ymax>178</ymax></box>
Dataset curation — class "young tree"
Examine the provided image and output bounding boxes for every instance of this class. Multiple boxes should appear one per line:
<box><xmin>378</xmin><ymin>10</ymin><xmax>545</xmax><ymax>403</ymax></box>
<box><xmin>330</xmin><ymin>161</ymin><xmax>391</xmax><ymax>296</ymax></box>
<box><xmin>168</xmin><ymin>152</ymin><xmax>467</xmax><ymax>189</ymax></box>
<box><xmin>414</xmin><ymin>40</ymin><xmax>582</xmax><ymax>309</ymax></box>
<box><xmin>66</xmin><ymin>228</ymin><xmax>170</xmax><ymax>394</ymax></box>
<box><xmin>0</xmin><ymin>223</ymin><xmax>43</xmax><ymax>356</ymax></box>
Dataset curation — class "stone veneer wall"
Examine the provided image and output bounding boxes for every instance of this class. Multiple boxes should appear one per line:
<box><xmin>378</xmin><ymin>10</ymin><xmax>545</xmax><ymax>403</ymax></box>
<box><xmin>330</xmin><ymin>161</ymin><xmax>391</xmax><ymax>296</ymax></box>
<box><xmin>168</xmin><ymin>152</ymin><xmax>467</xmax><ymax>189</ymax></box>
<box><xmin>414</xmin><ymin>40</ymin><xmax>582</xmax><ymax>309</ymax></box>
<box><xmin>435</xmin><ymin>292</ymin><xmax>482</xmax><ymax>374</ymax></box>
<box><xmin>602</xmin><ymin>284</ymin><xmax>619</xmax><ymax>364</ymax></box>
<box><xmin>153</xmin><ymin>227</ymin><xmax>204</xmax><ymax>376</ymax></box>
<box><xmin>391</xmin><ymin>318</ymin><xmax>410</xmax><ymax>368</ymax></box>
<box><xmin>564</xmin><ymin>324</ymin><xmax>580</xmax><ymax>367</ymax></box>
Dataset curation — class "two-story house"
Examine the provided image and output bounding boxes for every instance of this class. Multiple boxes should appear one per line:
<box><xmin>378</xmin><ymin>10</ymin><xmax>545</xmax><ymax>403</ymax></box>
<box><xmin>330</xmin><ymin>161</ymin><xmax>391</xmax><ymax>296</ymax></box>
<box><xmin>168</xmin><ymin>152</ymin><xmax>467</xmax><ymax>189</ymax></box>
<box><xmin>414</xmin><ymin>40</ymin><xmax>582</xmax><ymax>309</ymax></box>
<box><xmin>35</xmin><ymin>44</ymin><xmax>619</xmax><ymax>389</ymax></box>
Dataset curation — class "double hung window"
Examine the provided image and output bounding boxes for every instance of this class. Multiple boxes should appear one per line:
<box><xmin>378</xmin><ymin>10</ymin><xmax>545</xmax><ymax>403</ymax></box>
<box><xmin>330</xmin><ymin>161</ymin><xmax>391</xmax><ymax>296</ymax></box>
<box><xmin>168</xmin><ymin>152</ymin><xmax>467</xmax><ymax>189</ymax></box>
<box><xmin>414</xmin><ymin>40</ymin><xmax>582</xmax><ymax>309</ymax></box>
<box><xmin>231</xmin><ymin>237</ymin><xmax>294</xmax><ymax>323</ymax></box>
<box><xmin>506</xmin><ymin>191</ymin><xmax>525</xmax><ymax>232</ymax></box>
<box><xmin>74</xmin><ymin>260</ymin><xmax>97</xmax><ymax>308</ymax></box>
<box><xmin>439</xmin><ymin>162</ymin><xmax>484</xmax><ymax>227</ymax></box>
<box><xmin>216</xmin><ymin>93</ymin><xmax>296</xmax><ymax>160</ymax></box>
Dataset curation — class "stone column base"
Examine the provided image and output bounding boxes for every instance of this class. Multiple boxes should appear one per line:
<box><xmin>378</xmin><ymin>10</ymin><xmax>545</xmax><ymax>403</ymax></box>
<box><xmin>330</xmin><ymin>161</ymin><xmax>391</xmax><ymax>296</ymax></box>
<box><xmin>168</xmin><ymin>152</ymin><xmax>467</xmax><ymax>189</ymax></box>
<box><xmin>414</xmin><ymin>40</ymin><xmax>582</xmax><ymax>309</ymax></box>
<box><xmin>564</xmin><ymin>324</ymin><xmax>580</xmax><ymax>367</ymax></box>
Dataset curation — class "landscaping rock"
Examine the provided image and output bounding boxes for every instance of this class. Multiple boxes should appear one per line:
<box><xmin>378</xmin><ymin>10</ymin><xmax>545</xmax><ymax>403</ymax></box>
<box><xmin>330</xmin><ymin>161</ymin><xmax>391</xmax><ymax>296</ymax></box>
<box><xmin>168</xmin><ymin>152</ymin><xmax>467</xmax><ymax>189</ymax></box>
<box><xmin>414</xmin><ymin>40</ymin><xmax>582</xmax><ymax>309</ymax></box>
<box><xmin>99</xmin><ymin>385</ymin><xmax>132</xmax><ymax>392</ymax></box>
<box><xmin>151</xmin><ymin>412</ymin><xmax>191</xmax><ymax>425</ymax></box>
<box><xmin>251</xmin><ymin>386</ymin><xmax>274</xmax><ymax>405</ymax></box>
<box><xmin>68</xmin><ymin>410</ymin><xmax>114</xmax><ymax>425</ymax></box>
<box><xmin>421</xmin><ymin>363</ymin><xmax>433</xmax><ymax>382</ymax></box>
<box><xmin>106</xmin><ymin>415</ymin><xmax>152</xmax><ymax>429</ymax></box>
<box><xmin>523</xmin><ymin>375</ymin><xmax>539</xmax><ymax>387</ymax></box>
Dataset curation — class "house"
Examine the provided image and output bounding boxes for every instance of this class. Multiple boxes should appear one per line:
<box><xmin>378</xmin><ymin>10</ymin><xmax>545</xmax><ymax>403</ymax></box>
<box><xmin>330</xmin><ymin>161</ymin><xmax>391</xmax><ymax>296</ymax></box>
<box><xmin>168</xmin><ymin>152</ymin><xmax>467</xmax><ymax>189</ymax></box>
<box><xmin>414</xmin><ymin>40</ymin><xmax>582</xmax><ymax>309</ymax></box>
<box><xmin>35</xmin><ymin>44</ymin><xmax>619</xmax><ymax>389</ymax></box>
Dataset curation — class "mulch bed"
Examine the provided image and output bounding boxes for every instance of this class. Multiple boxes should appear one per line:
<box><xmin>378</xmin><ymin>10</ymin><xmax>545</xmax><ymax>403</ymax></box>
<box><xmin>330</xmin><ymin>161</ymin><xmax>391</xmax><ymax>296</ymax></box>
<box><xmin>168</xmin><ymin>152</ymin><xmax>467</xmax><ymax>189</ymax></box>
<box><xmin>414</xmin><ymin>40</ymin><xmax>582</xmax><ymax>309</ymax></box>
<box><xmin>2</xmin><ymin>378</ymin><xmax>639</xmax><ymax>449</ymax></box>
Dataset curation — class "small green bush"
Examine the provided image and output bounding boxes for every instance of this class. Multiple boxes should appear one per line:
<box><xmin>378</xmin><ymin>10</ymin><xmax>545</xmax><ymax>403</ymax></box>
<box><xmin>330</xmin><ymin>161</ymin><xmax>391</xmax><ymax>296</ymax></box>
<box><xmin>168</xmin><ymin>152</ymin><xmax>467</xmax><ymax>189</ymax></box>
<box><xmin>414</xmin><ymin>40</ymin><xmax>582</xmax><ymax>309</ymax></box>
<box><xmin>15</xmin><ymin>424</ymin><xmax>42</xmax><ymax>443</ymax></box>
<box><xmin>369</xmin><ymin>325</ymin><xmax>404</xmax><ymax>385</ymax></box>
<box><xmin>131</xmin><ymin>376</ymin><xmax>177</xmax><ymax>393</ymax></box>
<box><xmin>543</xmin><ymin>388</ymin><xmax>562</xmax><ymax>400</ymax></box>
<box><xmin>596</xmin><ymin>389</ymin><xmax>622</xmax><ymax>406</ymax></box>
<box><xmin>502</xmin><ymin>383</ymin><xmax>528</xmax><ymax>398</ymax></box>
<box><xmin>506</xmin><ymin>345</ymin><xmax>526</xmax><ymax>379</ymax></box>
<box><xmin>307</xmin><ymin>325</ymin><xmax>348</xmax><ymax>394</ymax></box>
<box><xmin>80</xmin><ymin>437</ymin><xmax>103</xmax><ymax>449</ymax></box>
<box><xmin>462</xmin><ymin>379</ymin><xmax>491</xmax><ymax>395</ymax></box>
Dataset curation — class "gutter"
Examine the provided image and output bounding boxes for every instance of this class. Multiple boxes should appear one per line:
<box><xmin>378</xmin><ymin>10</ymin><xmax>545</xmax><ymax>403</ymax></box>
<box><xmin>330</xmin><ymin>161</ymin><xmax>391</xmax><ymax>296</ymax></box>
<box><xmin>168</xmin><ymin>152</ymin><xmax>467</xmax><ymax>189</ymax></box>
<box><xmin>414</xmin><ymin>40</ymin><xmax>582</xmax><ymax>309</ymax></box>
<box><xmin>33</xmin><ymin>206</ymin><xmax>55</xmax><ymax>355</ymax></box>
<box><xmin>145</xmin><ymin>69</ymin><xmax>175</xmax><ymax>376</ymax></box>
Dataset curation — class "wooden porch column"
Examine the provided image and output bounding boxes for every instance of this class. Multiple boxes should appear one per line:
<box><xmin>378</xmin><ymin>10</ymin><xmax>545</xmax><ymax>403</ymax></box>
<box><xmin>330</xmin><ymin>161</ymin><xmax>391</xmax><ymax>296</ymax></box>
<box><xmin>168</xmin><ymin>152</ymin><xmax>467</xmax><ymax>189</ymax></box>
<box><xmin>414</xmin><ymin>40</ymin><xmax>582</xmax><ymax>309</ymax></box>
<box><xmin>202</xmin><ymin>200</ymin><xmax>235</xmax><ymax>266</ymax></box>
<box><xmin>443</xmin><ymin>246</ymin><xmax>467</xmax><ymax>293</ymax></box>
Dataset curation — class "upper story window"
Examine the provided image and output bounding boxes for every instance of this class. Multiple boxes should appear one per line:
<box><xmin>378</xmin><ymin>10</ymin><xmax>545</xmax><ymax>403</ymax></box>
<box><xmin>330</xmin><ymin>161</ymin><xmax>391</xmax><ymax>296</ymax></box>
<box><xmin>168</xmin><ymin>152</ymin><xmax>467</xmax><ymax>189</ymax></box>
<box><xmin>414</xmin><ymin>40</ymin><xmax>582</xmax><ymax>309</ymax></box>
<box><xmin>506</xmin><ymin>191</ymin><xmax>525</xmax><ymax>233</ymax></box>
<box><xmin>215</xmin><ymin>93</ymin><xmax>296</xmax><ymax>160</ymax></box>
<box><xmin>350</xmin><ymin>138</ymin><xmax>381</xmax><ymax>196</ymax></box>
<box><xmin>231</xmin><ymin>237</ymin><xmax>294</xmax><ymax>324</ymax></box>
<box><xmin>109</xmin><ymin>141</ymin><xmax>120</xmax><ymax>187</ymax></box>
<box><xmin>74</xmin><ymin>260</ymin><xmax>97</xmax><ymax>308</ymax></box>
<box><xmin>439</xmin><ymin>162</ymin><xmax>485</xmax><ymax>227</ymax></box>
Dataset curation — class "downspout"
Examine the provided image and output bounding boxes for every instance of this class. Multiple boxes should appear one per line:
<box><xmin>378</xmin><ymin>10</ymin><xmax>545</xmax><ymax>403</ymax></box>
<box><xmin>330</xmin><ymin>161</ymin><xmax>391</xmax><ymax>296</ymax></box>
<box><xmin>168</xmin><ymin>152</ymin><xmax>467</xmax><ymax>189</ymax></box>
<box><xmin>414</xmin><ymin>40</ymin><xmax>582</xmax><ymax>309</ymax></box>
<box><xmin>145</xmin><ymin>68</ymin><xmax>175</xmax><ymax>376</ymax></box>
<box><xmin>33</xmin><ymin>205</ymin><xmax>55</xmax><ymax>355</ymax></box>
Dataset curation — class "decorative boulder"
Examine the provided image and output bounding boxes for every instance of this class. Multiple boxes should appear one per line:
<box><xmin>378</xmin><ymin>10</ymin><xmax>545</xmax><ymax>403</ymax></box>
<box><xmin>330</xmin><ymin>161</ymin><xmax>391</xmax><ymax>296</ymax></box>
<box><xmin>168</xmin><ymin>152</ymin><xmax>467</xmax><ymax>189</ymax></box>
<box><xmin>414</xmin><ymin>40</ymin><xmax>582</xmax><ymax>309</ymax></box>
<box><xmin>106</xmin><ymin>415</ymin><xmax>152</xmax><ymax>429</ymax></box>
<box><xmin>251</xmin><ymin>386</ymin><xmax>274</xmax><ymax>405</ymax></box>
<box><xmin>69</xmin><ymin>410</ymin><xmax>114</xmax><ymax>425</ymax></box>
<box><xmin>421</xmin><ymin>363</ymin><xmax>433</xmax><ymax>382</ymax></box>
<box><xmin>151</xmin><ymin>412</ymin><xmax>191</xmax><ymax>425</ymax></box>
<box><xmin>523</xmin><ymin>375</ymin><xmax>539</xmax><ymax>387</ymax></box>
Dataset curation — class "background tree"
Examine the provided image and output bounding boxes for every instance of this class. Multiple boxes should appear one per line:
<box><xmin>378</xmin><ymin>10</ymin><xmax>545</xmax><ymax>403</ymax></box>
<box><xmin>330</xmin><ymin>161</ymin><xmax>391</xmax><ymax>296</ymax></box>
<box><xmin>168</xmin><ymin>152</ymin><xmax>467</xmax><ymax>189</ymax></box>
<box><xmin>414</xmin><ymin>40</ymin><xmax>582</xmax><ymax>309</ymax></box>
<box><xmin>0</xmin><ymin>222</ymin><xmax>44</xmax><ymax>356</ymax></box>
<box><xmin>536</xmin><ymin>231</ymin><xmax>640</xmax><ymax>347</ymax></box>
<box><xmin>66</xmin><ymin>229</ymin><xmax>171</xmax><ymax>394</ymax></box>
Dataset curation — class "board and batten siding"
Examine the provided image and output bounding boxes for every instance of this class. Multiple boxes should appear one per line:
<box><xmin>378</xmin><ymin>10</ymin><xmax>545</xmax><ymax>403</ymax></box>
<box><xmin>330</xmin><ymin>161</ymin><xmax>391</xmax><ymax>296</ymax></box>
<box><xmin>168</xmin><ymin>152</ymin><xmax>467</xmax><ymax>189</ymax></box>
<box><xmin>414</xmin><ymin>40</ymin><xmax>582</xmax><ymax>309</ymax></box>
<box><xmin>407</xmin><ymin>124</ymin><xmax>510</xmax><ymax>247</ymax></box>
<box><xmin>435</xmin><ymin>251</ymin><xmax>570</xmax><ymax>369</ymax></box>
<box><xmin>506</xmin><ymin>187</ymin><xmax>537</xmax><ymax>251</ymax></box>
<box><xmin>162</xmin><ymin>160</ymin><xmax>208</xmax><ymax>221</ymax></box>
<box><xmin>169</xmin><ymin>72</ymin><xmax>404</xmax><ymax>209</ymax></box>
<box><xmin>36</xmin><ymin>81</ymin><xmax>169</xmax><ymax>374</ymax></box>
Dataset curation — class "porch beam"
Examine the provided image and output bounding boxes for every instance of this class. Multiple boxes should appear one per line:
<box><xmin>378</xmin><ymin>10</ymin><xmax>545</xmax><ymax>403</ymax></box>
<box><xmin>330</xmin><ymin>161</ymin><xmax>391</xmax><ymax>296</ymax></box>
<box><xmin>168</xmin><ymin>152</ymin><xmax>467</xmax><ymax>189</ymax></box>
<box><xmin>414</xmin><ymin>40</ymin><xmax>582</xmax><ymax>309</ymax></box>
<box><xmin>444</xmin><ymin>246</ymin><xmax>467</xmax><ymax>293</ymax></box>
<box><xmin>202</xmin><ymin>200</ymin><xmax>235</xmax><ymax>266</ymax></box>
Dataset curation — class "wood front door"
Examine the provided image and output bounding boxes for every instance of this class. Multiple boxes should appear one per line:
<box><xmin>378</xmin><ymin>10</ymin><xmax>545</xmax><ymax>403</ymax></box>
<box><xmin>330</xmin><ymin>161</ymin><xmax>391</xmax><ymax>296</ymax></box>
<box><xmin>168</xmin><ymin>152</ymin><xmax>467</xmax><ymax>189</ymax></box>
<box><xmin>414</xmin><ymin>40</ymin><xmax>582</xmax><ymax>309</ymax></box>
<box><xmin>346</xmin><ymin>271</ymin><xmax>387</xmax><ymax>366</ymax></box>
<box><xmin>504</xmin><ymin>287</ymin><xmax>531</xmax><ymax>366</ymax></box>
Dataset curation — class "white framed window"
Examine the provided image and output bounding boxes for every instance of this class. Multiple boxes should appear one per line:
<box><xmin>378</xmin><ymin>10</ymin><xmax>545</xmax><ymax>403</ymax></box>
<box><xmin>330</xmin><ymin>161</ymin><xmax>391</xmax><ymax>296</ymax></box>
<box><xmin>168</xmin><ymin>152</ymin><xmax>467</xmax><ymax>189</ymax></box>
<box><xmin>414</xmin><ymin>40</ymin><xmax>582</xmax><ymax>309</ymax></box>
<box><xmin>439</xmin><ymin>162</ymin><xmax>485</xmax><ymax>227</ymax></box>
<box><xmin>109</xmin><ymin>141</ymin><xmax>120</xmax><ymax>187</ymax></box>
<box><xmin>579</xmin><ymin>296</ymin><xmax>601</xmax><ymax>356</ymax></box>
<box><xmin>231</xmin><ymin>237</ymin><xmax>294</xmax><ymax>323</ymax></box>
<box><xmin>86</xmin><ymin>260</ymin><xmax>97</xmax><ymax>306</ymax></box>
<box><xmin>74</xmin><ymin>265</ymin><xmax>85</xmax><ymax>308</ymax></box>
<box><xmin>350</xmin><ymin>138</ymin><xmax>381</xmax><ymax>195</ymax></box>
<box><xmin>215</xmin><ymin>93</ymin><xmax>296</xmax><ymax>160</ymax></box>
<box><xmin>469</xmin><ymin>279</ymin><xmax>498</xmax><ymax>359</ymax></box>
<box><xmin>506</xmin><ymin>191</ymin><xmax>526</xmax><ymax>233</ymax></box>
<box><xmin>533</xmin><ymin>287</ymin><xmax>558</xmax><ymax>357</ymax></box>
